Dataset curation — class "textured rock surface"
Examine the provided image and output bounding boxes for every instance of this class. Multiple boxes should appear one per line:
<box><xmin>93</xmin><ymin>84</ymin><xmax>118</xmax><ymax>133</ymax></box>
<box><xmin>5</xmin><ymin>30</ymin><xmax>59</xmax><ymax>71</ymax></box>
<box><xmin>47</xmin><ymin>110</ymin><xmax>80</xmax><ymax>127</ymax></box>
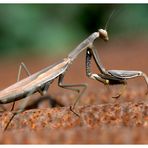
<box><xmin>0</xmin><ymin>102</ymin><xmax>148</xmax><ymax>144</ymax></box>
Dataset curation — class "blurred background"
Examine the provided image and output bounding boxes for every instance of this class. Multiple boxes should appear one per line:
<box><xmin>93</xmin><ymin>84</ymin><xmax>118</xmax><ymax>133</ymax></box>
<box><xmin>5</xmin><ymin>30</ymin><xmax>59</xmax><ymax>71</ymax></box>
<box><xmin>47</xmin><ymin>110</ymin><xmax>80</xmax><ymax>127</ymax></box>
<box><xmin>0</xmin><ymin>4</ymin><xmax>148</xmax><ymax>57</ymax></box>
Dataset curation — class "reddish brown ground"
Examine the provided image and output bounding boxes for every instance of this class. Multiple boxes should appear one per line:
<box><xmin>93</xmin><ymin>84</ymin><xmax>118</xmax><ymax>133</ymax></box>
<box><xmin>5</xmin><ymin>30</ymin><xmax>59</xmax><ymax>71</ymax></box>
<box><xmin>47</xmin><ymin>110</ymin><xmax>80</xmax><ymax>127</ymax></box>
<box><xmin>0</xmin><ymin>37</ymin><xmax>148</xmax><ymax>144</ymax></box>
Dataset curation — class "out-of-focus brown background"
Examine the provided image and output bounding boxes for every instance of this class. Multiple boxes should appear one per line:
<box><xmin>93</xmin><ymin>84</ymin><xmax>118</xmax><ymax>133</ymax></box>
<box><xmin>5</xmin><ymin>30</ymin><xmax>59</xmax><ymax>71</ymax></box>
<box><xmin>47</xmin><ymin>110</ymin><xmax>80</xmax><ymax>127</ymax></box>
<box><xmin>0</xmin><ymin>4</ymin><xmax>148</xmax><ymax>144</ymax></box>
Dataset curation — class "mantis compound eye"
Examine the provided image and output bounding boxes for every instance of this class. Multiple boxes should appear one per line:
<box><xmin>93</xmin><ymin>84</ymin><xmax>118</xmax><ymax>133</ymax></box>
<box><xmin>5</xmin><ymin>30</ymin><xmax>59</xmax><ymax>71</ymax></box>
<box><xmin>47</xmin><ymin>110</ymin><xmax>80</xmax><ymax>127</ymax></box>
<box><xmin>98</xmin><ymin>29</ymin><xmax>109</xmax><ymax>41</ymax></box>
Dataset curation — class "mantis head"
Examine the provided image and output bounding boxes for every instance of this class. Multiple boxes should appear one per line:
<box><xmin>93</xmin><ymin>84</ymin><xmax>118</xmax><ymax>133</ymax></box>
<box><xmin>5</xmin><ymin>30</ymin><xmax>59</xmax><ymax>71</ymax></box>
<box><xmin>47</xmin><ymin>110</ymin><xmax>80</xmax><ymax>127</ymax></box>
<box><xmin>98</xmin><ymin>9</ymin><xmax>116</xmax><ymax>42</ymax></box>
<box><xmin>98</xmin><ymin>29</ymin><xmax>109</xmax><ymax>42</ymax></box>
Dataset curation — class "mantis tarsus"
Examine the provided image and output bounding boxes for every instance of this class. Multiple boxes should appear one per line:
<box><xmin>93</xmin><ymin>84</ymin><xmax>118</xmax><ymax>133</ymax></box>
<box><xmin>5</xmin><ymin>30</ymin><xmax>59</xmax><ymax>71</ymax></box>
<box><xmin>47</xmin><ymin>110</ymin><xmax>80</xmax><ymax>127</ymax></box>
<box><xmin>0</xmin><ymin>28</ymin><xmax>148</xmax><ymax>131</ymax></box>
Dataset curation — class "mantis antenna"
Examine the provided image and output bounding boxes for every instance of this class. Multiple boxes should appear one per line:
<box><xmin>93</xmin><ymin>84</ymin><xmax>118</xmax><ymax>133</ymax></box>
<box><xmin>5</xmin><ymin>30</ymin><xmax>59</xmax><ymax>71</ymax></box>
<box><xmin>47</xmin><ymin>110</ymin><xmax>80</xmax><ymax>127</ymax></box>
<box><xmin>105</xmin><ymin>9</ymin><xmax>117</xmax><ymax>30</ymax></box>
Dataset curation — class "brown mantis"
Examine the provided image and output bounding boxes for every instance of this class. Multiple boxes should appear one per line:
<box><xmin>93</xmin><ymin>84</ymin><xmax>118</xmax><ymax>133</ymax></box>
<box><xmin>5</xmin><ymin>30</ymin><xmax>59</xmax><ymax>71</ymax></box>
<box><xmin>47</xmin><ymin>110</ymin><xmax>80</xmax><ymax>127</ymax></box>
<box><xmin>0</xmin><ymin>29</ymin><xmax>109</xmax><ymax>131</ymax></box>
<box><xmin>0</xmin><ymin>27</ymin><xmax>148</xmax><ymax>131</ymax></box>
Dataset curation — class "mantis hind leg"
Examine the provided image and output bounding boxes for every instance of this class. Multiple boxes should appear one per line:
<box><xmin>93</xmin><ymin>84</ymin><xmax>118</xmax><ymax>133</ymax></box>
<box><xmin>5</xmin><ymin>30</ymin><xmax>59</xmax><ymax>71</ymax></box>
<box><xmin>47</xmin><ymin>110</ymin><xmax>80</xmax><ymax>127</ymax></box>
<box><xmin>58</xmin><ymin>74</ymin><xmax>87</xmax><ymax>117</ymax></box>
<box><xmin>4</xmin><ymin>87</ymin><xmax>36</xmax><ymax>131</ymax></box>
<box><xmin>11</xmin><ymin>62</ymin><xmax>31</xmax><ymax>111</ymax></box>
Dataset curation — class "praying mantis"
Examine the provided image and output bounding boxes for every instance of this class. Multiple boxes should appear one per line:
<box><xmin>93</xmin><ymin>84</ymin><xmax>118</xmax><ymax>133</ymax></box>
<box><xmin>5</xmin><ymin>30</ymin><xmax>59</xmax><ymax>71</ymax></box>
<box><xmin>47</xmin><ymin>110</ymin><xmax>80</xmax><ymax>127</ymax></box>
<box><xmin>0</xmin><ymin>27</ymin><xmax>148</xmax><ymax>131</ymax></box>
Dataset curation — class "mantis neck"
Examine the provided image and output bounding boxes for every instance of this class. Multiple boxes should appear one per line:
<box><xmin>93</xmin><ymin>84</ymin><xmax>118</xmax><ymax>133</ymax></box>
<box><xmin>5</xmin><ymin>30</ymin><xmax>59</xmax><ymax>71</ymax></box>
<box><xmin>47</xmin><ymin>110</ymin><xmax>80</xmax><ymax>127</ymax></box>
<box><xmin>68</xmin><ymin>32</ymin><xmax>99</xmax><ymax>62</ymax></box>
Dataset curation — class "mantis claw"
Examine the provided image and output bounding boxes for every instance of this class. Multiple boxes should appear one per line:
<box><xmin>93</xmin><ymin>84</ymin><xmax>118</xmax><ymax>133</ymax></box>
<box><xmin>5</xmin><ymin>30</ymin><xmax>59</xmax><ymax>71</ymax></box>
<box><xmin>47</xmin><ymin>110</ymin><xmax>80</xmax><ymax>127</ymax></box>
<box><xmin>70</xmin><ymin>105</ymin><xmax>80</xmax><ymax>117</ymax></box>
<box><xmin>112</xmin><ymin>94</ymin><xmax>121</xmax><ymax>99</ymax></box>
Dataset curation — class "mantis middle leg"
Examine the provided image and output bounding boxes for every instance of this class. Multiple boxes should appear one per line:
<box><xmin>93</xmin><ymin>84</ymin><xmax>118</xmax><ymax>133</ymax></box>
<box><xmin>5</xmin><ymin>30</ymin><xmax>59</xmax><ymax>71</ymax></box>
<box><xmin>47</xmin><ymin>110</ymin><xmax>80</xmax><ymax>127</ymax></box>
<box><xmin>58</xmin><ymin>74</ymin><xmax>87</xmax><ymax>116</ymax></box>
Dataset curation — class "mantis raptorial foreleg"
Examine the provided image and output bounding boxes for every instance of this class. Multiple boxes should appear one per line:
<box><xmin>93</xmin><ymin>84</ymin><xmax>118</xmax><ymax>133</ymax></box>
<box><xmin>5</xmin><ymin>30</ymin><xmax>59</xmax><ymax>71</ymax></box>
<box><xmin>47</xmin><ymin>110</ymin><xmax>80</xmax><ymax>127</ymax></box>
<box><xmin>85</xmin><ymin>47</ymin><xmax>128</xmax><ymax>98</ymax></box>
<box><xmin>86</xmin><ymin>45</ymin><xmax>148</xmax><ymax>98</ymax></box>
<box><xmin>86</xmin><ymin>47</ymin><xmax>108</xmax><ymax>84</ymax></box>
